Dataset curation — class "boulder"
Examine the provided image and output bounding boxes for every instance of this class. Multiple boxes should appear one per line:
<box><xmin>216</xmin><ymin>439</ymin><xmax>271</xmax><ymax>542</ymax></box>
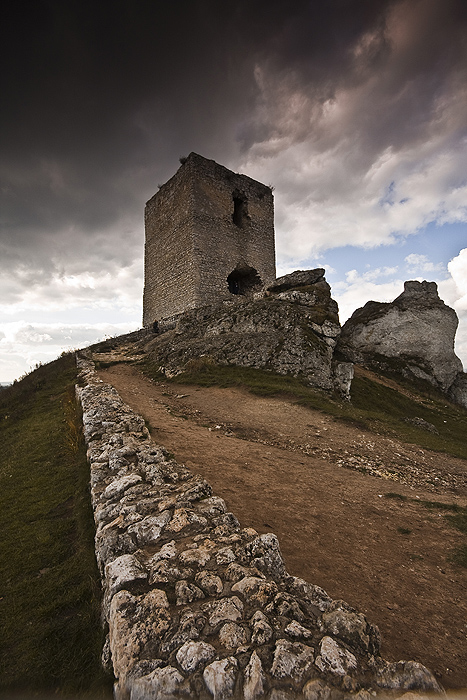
<box><xmin>338</xmin><ymin>281</ymin><xmax>463</xmax><ymax>392</ymax></box>
<box><xmin>145</xmin><ymin>269</ymin><xmax>349</xmax><ymax>395</ymax></box>
<box><xmin>267</xmin><ymin>268</ymin><xmax>326</xmax><ymax>293</ymax></box>
<box><xmin>448</xmin><ymin>371</ymin><xmax>467</xmax><ymax>409</ymax></box>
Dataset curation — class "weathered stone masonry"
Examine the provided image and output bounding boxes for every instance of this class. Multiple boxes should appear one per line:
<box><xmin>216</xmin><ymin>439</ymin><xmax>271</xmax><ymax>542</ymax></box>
<box><xmin>143</xmin><ymin>153</ymin><xmax>276</xmax><ymax>328</ymax></box>
<box><xmin>76</xmin><ymin>352</ymin><xmax>442</xmax><ymax>699</ymax></box>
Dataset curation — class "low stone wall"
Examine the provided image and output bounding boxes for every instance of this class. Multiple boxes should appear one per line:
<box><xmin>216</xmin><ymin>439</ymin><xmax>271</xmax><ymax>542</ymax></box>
<box><xmin>76</xmin><ymin>352</ymin><xmax>442</xmax><ymax>700</ymax></box>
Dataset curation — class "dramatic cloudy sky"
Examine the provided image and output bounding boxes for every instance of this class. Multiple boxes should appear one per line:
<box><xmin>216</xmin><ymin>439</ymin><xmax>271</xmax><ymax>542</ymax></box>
<box><xmin>1</xmin><ymin>0</ymin><xmax>466</xmax><ymax>382</ymax></box>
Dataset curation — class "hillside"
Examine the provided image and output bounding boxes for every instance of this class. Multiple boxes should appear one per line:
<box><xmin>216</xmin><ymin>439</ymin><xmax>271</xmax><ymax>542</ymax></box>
<box><xmin>0</xmin><ymin>355</ymin><xmax>112</xmax><ymax>697</ymax></box>
<box><xmin>1</xmin><ymin>334</ymin><xmax>466</xmax><ymax>694</ymax></box>
<box><xmin>91</xmin><ymin>331</ymin><xmax>467</xmax><ymax>690</ymax></box>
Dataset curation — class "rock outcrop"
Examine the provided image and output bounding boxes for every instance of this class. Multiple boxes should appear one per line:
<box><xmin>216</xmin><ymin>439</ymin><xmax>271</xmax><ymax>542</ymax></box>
<box><xmin>448</xmin><ymin>371</ymin><xmax>467</xmax><ymax>410</ymax></box>
<box><xmin>146</xmin><ymin>269</ymin><xmax>353</xmax><ymax>399</ymax></box>
<box><xmin>338</xmin><ymin>281</ymin><xmax>464</xmax><ymax>397</ymax></box>
<box><xmin>76</xmin><ymin>352</ymin><xmax>442</xmax><ymax>699</ymax></box>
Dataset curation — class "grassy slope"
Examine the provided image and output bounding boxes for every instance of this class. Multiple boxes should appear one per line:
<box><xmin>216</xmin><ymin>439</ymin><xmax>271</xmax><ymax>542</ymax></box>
<box><xmin>141</xmin><ymin>358</ymin><xmax>467</xmax><ymax>565</ymax></box>
<box><xmin>0</xmin><ymin>355</ymin><xmax>112</xmax><ymax>697</ymax></box>
<box><xmin>140</xmin><ymin>357</ymin><xmax>467</xmax><ymax>460</ymax></box>
<box><xmin>1</xmin><ymin>343</ymin><xmax>465</xmax><ymax>694</ymax></box>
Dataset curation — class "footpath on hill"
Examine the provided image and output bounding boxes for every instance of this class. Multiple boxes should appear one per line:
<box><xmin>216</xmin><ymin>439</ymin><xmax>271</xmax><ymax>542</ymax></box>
<box><xmin>98</xmin><ymin>363</ymin><xmax>467</xmax><ymax>690</ymax></box>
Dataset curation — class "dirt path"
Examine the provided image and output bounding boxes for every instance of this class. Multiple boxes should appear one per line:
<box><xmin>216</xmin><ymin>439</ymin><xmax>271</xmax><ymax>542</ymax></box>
<box><xmin>99</xmin><ymin>363</ymin><xmax>467</xmax><ymax>689</ymax></box>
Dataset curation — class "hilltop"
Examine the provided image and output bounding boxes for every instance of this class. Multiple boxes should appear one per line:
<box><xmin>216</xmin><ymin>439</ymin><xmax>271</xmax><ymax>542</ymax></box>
<box><xmin>1</xmin><ymin>275</ymin><xmax>467</xmax><ymax>696</ymax></box>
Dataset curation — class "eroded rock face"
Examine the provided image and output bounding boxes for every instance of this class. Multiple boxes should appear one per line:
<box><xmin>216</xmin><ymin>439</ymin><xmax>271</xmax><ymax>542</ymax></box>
<box><xmin>146</xmin><ymin>269</ymin><xmax>352</xmax><ymax>397</ymax></box>
<box><xmin>338</xmin><ymin>281</ymin><xmax>463</xmax><ymax>393</ymax></box>
<box><xmin>267</xmin><ymin>268</ymin><xmax>327</xmax><ymax>293</ymax></box>
<box><xmin>76</xmin><ymin>351</ymin><xmax>442</xmax><ymax>700</ymax></box>
<box><xmin>448</xmin><ymin>371</ymin><xmax>467</xmax><ymax>409</ymax></box>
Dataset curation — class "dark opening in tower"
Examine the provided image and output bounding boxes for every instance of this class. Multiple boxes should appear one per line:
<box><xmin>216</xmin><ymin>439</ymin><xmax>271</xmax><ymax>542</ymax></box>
<box><xmin>232</xmin><ymin>191</ymin><xmax>249</xmax><ymax>228</ymax></box>
<box><xmin>227</xmin><ymin>266</ymin><xmax>262</xmax><ymax>296</ymax></box>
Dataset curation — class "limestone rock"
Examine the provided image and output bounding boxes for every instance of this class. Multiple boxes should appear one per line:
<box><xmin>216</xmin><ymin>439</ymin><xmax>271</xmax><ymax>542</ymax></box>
<box><xmin>149</xmin><ymin>560</ymin><xmax>193</xmax><ymax>585</ymax></box>
<box><xmin>146</xmin><ymin>271</ymin><xmax>343</xmax><ymax>392</ymax></box>
<box><xmin>102</xmin><ymin>473</ymin><xmax>143</xmax><ymax>501</ymax></box>
<box><xmin>127</xmin><ymin>510</ymin><xmax>171</xmax><ymax>546</ymax></box>
<box><xmin>372</xmin><ymin>659</ymin><xmax>442</xmax><ymax>692</ymax></box>
<box><xmin>266</xmin><ymin>591</ymin><xmax>305</xmax><ymax>621</ymax></box>
<box><xmin>203</xmin><ymin>657</ymin><xmax>238</xmax><ymax>700</ymax></box>
<box><xmin>176</xmin><ymin>640</ymin><xmax>216</xmax><ymax>673</ymax></box>
<box><xmin>448</xmin><ymin>370</ymin><xmax>467</xmax><ymax>409</ymax></box>
<box><xmin>231</xmin><ymin>576</ymin><xmax>277</xmax><ymax>606</ymax></box>
<box><xmin>314</xmin><ymin>636</ymin><xmax>357</xmax><ymax>676</ymax></box>
<box><xmin>195</xmin><ymin>571</ymin><xmax>224</xmax><ymax>595</ymax></box>
<box><xmin>179</xmin><ymin>545</ymin><xmax>212</xmax><ymax>567</ymax></box>
<box><xmin>147</xmin><ymin>539</ymin><xmax>178</xmax><ymax>565</ymax></box>
<box><xmin>175</xmin><ymin>580</ymin><xmax>205</xmax><ymax>605</ymax></box>
<box><xmin>209</xmin><ymin>596</ymin><xmax>244</xmax><ymax>626</ymax></box>
<box><xmin>332</xmin><ymin>361</ymin><xmax>354</xmax><ymax>399</ymax></box>
<box><xmin>165</xmin><ymin>507</ymin><xmax>207</xmax><ymax>534</ymax></box>
<box><xmin>285</xmin><ymin>620</ymin><xmax>313</xmax><ymax>640</ymax></box>
<box><xmin>218</xmin><ymin>621</ymin><xmax>250</xmax><ymax>649</ymax></box>
<box><xmin>338</xmin><ymin>280</ymin><xmax>463</xmax><ymax>392</ymax></box>
<box><xmin>95</xmin><ymin>528</ymin><xmax>137</xmax><ymax>572</ymax></box>
<box><xmin>243</xmin><ymin>651</ymin><xmax>265</xmax><ymax>700</ymax></box>
<box><xmin>288</xmin><ymin>577</ymin><xmax>332</xmax><ymax>612</ymax></box>
<box><xmin>267</xmin><ymin>269</ymin><xmax>326</xmax><ymax>293</ymax></box>
<box><xmin>250</xmin><ymin>610</ymin><xmax>273</xmax><ymax>646</ymax></box>
<box><xmin>196</xmin><ymin>496</ymin><xmax>228</xmax><ymax>516</ymax></box>
<box><xmin>163</xmin><ymin>609</ymin><xmax>207</xmax><ymax>654</ymax></box>
<box><xmin>271</xmin><ymin>639</ymin><xmax>315</xmax><ymax>686</ymax></box>
<box><xmin>245</xmin><ymin>533</ymin><xmax>287</xmax><ymax>581</ymax></box>
<box><xmin>322</xmin><ymin>600</ymin><xmax>380</xmax><ymax>655</ymax></box>
<box><xmin>105</xmin><ymin>553</ymin><xmax>147</xmax><ymax>599</ymax></box>
<box><xmin>109</xmin><ymin>589</ymin><xmax>171</xmax><ymax>681</ymax></box>
<box><xmin>129</xmin><ymin>666</ymin><xmax>188</xmax><ymax>700</ymax></box>
<box><xmin>302</xmin><ymin>679</ymin><xmax>332</xmax><ymax>700</ymax></box>
<box><xmin>216</xmin><ymin>546</ymin><xmax>236</xmax><ymax>565</ymax></box>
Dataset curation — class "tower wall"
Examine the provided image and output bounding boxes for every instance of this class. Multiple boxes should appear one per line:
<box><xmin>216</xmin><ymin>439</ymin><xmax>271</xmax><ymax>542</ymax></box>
<box><xmin>143</xmin><ymin>153</ymin><xmax>275</xmax><ymax>326</ymax></box>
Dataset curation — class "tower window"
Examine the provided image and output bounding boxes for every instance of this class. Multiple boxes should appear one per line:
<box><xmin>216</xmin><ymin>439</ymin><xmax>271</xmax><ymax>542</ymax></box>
<box><xmin>232</xmin><ymin>191</ymin><xmax>249</xmax><ymax>228</ymax></box>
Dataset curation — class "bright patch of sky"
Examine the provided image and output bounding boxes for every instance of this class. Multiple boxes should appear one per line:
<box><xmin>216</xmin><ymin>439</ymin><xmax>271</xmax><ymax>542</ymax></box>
<box><xmin>274</xmin><ymin>222</ymin><xmax>467</xmax><ymax>370</ymax></box>
<box><xmin>1</xmin><ymin>223</ymin><xmax>465</xmax><ymax>382</ymax></box>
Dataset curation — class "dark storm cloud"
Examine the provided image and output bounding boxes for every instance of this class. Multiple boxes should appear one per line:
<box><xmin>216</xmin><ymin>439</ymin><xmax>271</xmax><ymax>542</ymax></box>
<box><xmin>245</xmin><ymin>0</ymin><xmax>467</xmax><ymax>157</ymax></box>
<box><xmin>1</xmin><ymin>0</ymin><xmax>466</xmax><ymax>275</ymax></box>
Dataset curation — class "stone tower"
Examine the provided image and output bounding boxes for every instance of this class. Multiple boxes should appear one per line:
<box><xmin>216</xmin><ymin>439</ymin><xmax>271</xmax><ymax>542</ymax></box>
<box><xmin>143</xmin><ymin>153</ymin><xmax>276</xmax><ymax>327</ymax></box>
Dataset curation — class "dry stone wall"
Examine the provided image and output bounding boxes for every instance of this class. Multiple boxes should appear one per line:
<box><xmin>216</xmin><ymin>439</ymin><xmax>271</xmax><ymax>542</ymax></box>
<box><xmin>76</xmin><ymin>352</ymin><xmax>442</xmax><ymax>699</ymax></box>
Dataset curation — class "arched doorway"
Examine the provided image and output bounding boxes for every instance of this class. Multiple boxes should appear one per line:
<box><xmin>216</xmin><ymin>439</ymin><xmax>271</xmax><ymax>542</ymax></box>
<box><xmin>227</xmin><ymin>266</ymin><xmax>262</xmax><ymax>296</ymax></box>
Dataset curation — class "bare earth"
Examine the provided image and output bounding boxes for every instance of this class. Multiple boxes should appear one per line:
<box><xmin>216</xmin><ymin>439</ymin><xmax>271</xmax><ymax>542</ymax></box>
<box><xmin>99</xmin><ymin>364</ymin><xmax>467</xmax><ymax>690</ymax></box>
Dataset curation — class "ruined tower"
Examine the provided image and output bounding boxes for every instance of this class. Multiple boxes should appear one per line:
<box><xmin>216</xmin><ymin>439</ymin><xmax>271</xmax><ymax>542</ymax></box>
<box><xmin>143</xmin><ymin>153</ymin><xmax>276</xmax><ymax>327</ymax></box>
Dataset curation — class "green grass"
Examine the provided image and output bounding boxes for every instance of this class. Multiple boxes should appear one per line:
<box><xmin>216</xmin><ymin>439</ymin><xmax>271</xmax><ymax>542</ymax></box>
<box><xmin>141</xmin><ymin>358</ymin><xmax>467</xmax><ymax>460</ymax></box>
<box><xmin>0</xmin><ymin>355</ymin><xmax>112</xmax><ymax>697</ymax></box>
<box><xmin>141</xmin><ymin>356</ymin><xmax>318</xmax><ymax>397</ymax></box>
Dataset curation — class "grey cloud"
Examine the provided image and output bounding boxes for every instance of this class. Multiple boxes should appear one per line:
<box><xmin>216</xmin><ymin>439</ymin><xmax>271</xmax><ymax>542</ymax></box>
<box><xmin>1</xmin><ymin>0</ymin><xmax>466</xmax><ymax>285</ymax></box>
<box><xmin>247</xmin><ymin>0</ymin><xmax>467</xmax><ymax>164</ymax></box>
